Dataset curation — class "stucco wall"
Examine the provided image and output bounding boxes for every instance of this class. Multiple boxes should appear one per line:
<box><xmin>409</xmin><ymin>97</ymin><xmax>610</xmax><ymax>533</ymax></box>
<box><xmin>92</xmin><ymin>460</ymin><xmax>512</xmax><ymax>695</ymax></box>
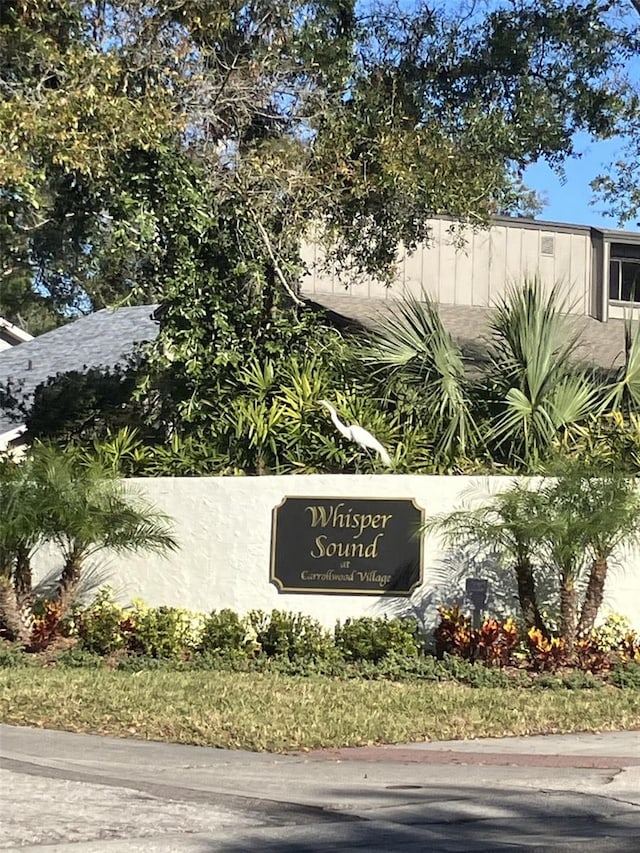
<box><xmin>33</xmin><ymin>475</ymin><xmax>640</xmax><ymax>631</ymax></box>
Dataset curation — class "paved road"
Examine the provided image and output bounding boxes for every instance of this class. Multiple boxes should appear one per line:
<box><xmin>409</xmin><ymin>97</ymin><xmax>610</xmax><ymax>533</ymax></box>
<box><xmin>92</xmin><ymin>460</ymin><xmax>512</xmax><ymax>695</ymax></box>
<box><xmin>1</xmin><ymin>725</ymin><xmax>639</xmax><ymax>851</ymax></box>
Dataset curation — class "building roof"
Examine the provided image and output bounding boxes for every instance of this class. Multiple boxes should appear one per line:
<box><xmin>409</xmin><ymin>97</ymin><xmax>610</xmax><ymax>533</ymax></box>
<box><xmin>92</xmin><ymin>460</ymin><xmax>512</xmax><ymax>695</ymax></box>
<box><xmin>1</xmin><ymin>293</ymin><xmax>632</xmax><ymax>444</ymax></box>
<box><xmin>0</xmin><ymin>305</ymin><xmax>159</xmax><ymax>438</ymax></box>
<box><xmin>307</xmin><ymin>293</ymin><xmax>631</xmax><ymax>372</ymax></box>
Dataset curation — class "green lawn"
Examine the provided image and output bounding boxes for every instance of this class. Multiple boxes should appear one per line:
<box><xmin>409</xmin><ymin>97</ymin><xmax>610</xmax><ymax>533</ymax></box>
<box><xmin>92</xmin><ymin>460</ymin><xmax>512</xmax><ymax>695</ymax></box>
<box><xmin>1</xmin><ymin>669</ymin><xmax>638</xmax><ymax>751</ymax></box>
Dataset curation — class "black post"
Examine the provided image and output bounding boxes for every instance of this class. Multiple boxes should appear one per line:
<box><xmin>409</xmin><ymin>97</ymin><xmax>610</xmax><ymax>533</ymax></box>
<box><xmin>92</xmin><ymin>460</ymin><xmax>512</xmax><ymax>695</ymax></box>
<box><xmin>466</xmin><ymin>577</ymin><xmax>489</xmax><ymax>630</ymax></box>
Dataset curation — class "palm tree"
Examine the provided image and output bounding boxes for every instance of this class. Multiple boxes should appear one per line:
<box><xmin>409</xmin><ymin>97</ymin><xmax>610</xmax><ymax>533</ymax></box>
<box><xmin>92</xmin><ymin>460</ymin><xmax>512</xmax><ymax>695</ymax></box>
<box><xmin>362</xmin><ymin>292</ymin><xmax>480</xmax><ymax>463</ymax></box>
<box><xmin>362</xmin><ymin>281</ymin><xmax>600</xmax><ymax>470</ymax></box>
<box><xmin>538</xmin><ymin>466</ymin><xmax>640</xmax><ymax>635</ymax></box>
<box><xmin>426</xmin><ymin>483</ymin><xmax>549</xmax><ymax>635</ymax></box>
<box><xmin>30</xmin><ymin>444</ymin><xmax>178</xmax><ymax>620</ymax></box>
<box><xmin>488</xmin><ymin>279</ymin><xmax>598</xmax><ymax>467</ymax></box>
<box><xmin>534</xmin><ymin>477</ymin><xmax>590</xmax><ymax>653</ymax></box>
<box><xmin>0</xmin><ymin>456</ymin><xmax>44</xmax><ymax>645</ymax></box>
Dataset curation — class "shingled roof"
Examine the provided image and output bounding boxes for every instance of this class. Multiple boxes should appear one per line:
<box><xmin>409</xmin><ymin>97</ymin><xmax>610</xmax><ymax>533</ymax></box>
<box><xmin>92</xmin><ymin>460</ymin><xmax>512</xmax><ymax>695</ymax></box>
<box><xmin>0</xmin><ymin>294</ymin><xmax>631</xmax><ymax>445</ymax></box>
<box><xmin>0</xmin><ymin>305</ymin><xmax>159</xmax><ymax>439</ymax></box>
<box><xmin>306</xmin><ymin>293</ymin><xmax>631</xmax><ymax>372</ymax></box>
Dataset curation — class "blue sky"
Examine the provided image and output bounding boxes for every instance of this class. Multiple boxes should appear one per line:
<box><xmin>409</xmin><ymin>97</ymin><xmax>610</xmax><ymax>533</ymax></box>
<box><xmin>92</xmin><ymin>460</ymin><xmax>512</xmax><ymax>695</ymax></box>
<box><xmin>524</xmin><ymin>132</ymin><xmax>636</xmax><ymax>231</ymax></box>
<box><xmin>519</xmin><ymin>2</ymin><xmax>639</xmax><ymax>234</ymax></box>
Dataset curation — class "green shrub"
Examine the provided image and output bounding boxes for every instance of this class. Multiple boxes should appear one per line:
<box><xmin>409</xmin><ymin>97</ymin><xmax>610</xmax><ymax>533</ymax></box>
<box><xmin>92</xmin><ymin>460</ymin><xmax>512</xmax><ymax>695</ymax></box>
<box><xmin>558</xmin><ymin>670</ymin><xmax>601</xmax><ymax>690</ymax></box>
<box><xmin>115</xmin><ymin>654</ymin><xmax>187</xmax><ymax>672</ymax></box>
<box><xmin>335</xmin><ymin>617</ymin><xmax>421</xmax><ymax>662</ymax></box>
<box><xmin>199</xmin><ymin>609</ymin><xmax>253</xmax><ymax>655</ymax></box>
<box><xmin>53</xmin><ymin>648</ymin><xmax>107</xmax><ymax>669</ymax></box>
<box><xmin>433</xmin><ymin>653</ymin><xmax>518</xmax><ymax>687</ymax></box>
<box><xmin>250</xmin><ymin>610</ymin><xmax>337</xmax><ymax>662</ymax></box>
<box><xmin>0</xmin><ymin>641</ymin><xmax>30</xmax><ymax>668</ymax></box>
<box><xmin>74</xmin><ymin>589</ymin><xmax>126</xmax><ymax>655</ymax></box>
<box><xmin>126</xmin><ymin>602</ymin><xmax>198</xmax><ymax>658</ymax></box>
<box><xmin>531</xmin><ymin>670</ymin><xmax>601</xmax><ymax>690</ymax></box>
<box><xmin>609</xmin><ymin>661</ymin><xmax>640</xmax><ymax>689</ymax></box>
<box><xmin>590</xmin><ymin>613</ymin><xmax>637</xmax><ymax>651</ymax></box>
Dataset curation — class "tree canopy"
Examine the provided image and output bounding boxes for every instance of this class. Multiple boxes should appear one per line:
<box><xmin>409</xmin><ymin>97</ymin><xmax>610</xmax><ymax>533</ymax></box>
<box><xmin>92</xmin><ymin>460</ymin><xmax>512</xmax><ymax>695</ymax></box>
<box><xmin>1</xmin><ymin>0</ymin><xmax>638</xmax><ymax>334</ymax></box>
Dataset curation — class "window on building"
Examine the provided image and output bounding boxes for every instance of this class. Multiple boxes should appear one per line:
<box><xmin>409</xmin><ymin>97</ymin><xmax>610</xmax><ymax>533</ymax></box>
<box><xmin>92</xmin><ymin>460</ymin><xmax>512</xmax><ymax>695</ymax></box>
<box><xmin>609</xmin><ymin>242</ymin><xmax>640</xmax><ymax>303</ymax></box>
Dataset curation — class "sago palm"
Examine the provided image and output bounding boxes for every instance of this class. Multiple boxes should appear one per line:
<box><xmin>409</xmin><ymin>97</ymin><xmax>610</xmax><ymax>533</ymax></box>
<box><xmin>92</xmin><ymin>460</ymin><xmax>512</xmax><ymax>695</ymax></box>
<box><xmin>488</xmin><ymin>279</ymin><xmax>598</xmax><ymax>467</ymax></box>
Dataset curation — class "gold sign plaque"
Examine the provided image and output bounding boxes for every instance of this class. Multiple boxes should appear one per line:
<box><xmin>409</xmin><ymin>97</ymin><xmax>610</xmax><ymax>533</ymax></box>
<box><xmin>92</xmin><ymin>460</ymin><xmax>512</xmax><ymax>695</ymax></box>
<box><xmin>270</xmin><ymin>496</ymin><xmax>424</xmax><ymax>595</ymax></box>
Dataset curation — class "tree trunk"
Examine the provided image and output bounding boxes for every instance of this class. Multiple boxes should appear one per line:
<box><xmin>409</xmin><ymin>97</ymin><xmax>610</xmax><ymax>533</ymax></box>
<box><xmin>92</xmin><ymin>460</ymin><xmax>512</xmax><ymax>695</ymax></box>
<box><xmin>13</xmin><ymin>544</ymin><xmax>33</xmax><ymax>611</ymax></box>
<box><xmin>560</xmin><ymin>574</ymin><xmax>577</xmax><ymax>655</ymax></box>
<box><xmin>0</xmin><ymin>575</ymin><xmax>32</xmax><ymax>647</ymax></box>
<box><xmin>55</xmin><ymin>546</ymin><xmax>84</xmax><ymax>619</ymax></box>
<box><xmin>515</xmin><ymin>556</ymin><xmax>548</xmax><ymax>636</ymax></box>
<box><xmin>578</xmin><ymin>555</ymin><xmax>608</xmax><ymax>635</ymax></box>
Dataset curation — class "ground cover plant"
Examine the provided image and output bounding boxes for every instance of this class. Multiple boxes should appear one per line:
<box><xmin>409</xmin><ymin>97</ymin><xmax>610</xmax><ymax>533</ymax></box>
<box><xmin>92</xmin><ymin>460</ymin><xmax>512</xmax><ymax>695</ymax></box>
<box><xmin>1</xmin><ymin>667</ymin><xmax>638</xmax><ymax>752</ymax></box>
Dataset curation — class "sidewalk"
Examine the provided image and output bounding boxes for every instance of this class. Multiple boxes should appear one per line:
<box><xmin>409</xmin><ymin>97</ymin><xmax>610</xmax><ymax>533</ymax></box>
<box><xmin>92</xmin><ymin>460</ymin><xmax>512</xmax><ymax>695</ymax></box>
<box><xmin>1</xmin><ymin>724</ymin><xmax>639</xmax><ymax>851</ymax></box>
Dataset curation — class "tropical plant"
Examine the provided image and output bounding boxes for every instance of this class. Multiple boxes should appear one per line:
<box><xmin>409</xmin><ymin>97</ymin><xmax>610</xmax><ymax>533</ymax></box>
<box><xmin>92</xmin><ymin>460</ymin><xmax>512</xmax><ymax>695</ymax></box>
<box><xmin>538</xmin><ymin>469</ymin><xmax>640</xmax><ymax>637</ymax></box>
<box><xmin>81</xmin><ymin>426</ymin><xmax>151</xmax><ymax>476</ymax></box>
<box><xmin>27</xmin><ymin>445</ymin><xmax>177</xmax><ymax>620</ymax></box>
<box><xmin>533</xmin><ymin>479</ymin><xmax>591</xmax><ymax>653</ymax></box>
<box><xmin>361</xmin><ymin>280</ymin><xmax>608</xmax><ymax>473</ymax></box>
<box><xmin>558</xmin><ymin>412</ymin><xmax>640</xmax><ymax>474</ymax></box>
<box><xmin>487</xmin><ymin>279</ymin><xmax>598</xmax><ymax>467</ymax></box>
<box><xmin>0</xmin><ymin>455</ymin><xmax>43</xmax><ymax>645</ymax></box>
<box><xmin>363</xmin><ymin>292</ymin><xmax>480</xmax><ymax>464</ymax></box>
<box><xmin>600</xmin><ymin>313</ymin><xmax>640</xmax><ymax>416</ymax></box>
<box><xmin>126</xmin><ymin>332</ymin><xmax>436</xmax><ymax>476</ymax></box>
<box><xmin>430</xmin><ymin>467</ymin><xmax>640</xmax><ymax>652</ymax></box>
<box><xmin>426</xmin><ymin>483</ymin><xmax>549</xmax><ymax>635</ymax></box>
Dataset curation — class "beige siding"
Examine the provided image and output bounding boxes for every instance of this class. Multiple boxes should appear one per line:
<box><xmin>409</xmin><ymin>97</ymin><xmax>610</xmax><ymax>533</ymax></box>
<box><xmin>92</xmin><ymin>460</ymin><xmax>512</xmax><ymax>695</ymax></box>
<box><xmin>300</xmin><ymin>217</ymin><xmax>594</xmax><ymax>316</ymax></box>
<box><xmin>471</xmin><ymin>228</ymin><xmax>491</xmax><ymax>306</ymax></box>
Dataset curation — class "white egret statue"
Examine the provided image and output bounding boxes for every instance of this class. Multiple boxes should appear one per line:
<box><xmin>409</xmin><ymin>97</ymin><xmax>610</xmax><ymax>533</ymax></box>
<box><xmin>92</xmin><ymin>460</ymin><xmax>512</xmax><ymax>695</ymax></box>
<box><xmin>318</xmin><ymin>400</ymin><xmax>392</xmax><ymax>467</ymax></box>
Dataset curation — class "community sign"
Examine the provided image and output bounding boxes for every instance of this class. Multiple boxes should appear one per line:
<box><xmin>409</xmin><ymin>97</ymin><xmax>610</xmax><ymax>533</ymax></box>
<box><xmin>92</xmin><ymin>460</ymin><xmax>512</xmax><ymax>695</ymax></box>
<box><xmin>270</xmin><ymin>496</ymin><xmax>424</xmax><ymax>595</ymax></box>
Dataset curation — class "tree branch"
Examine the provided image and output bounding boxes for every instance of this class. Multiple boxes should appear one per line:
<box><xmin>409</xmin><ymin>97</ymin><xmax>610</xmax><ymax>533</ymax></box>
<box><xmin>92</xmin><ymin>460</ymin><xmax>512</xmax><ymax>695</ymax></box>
<box><xmin>252</xmin><ymin>217</ymin><xmax>305</xmax><ymax>307</ymax></box>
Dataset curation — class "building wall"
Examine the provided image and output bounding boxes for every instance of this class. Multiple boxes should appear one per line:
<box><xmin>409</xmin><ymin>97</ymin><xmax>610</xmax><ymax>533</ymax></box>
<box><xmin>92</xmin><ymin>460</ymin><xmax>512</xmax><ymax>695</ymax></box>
<box><xmin>302</xmin><ymin>217</ymin><xmax>595</xmax><ymax>316</ymax></box>
<box><xmin>33</xmin><ymin>475</ymin><xmax>640</xmax><ymax>630</ymax></box>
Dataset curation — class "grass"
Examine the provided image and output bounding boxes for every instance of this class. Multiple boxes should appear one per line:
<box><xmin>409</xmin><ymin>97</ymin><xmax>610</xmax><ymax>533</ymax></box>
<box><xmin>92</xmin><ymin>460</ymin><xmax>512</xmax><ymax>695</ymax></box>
<box><xmin>1</xmin><ymin>668</ymin><xmax>639</xmax><ymax>751</ymax></box>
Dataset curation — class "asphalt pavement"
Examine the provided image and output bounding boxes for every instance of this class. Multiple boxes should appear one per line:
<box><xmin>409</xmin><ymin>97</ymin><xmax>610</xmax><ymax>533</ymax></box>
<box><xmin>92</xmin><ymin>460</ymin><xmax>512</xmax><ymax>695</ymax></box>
<box><xmin>1</xmin><ymin>724</ymin><xmax>639</xmax><ymax>852</ymax></box>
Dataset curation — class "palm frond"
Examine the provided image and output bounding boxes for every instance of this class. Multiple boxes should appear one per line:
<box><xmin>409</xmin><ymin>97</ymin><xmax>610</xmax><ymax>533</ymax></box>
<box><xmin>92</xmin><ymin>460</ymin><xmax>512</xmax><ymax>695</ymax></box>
<box><xmin>600</xmin><ymin>312</ymin><xmax>640</xmax><ymax>414</ymax></box>
<box><xmin>362</xmin><ymin>292</ymin><xmax>480</xmax><ymax>459</ymax></box>
<box><xmin>488</xmin><ymin>278</ymin><xmax>598</xmax><ymax>463</ymax></box>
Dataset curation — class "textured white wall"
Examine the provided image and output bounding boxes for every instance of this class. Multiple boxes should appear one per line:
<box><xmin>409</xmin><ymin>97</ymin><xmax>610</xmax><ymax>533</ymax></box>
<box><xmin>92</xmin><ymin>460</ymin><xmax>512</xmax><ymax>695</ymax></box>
<box><xmin>33</xmin><ymin>475</ymin><xmax>640</xmax><ymax>631</ymax></box>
